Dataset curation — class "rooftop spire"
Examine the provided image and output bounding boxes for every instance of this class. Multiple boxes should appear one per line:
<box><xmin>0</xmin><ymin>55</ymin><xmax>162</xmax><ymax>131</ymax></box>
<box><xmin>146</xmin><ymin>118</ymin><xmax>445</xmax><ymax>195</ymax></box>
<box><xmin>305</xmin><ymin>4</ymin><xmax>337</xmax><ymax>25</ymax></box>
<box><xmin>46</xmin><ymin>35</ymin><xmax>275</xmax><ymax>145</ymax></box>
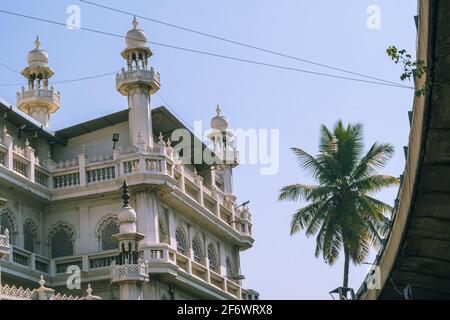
<box><xmin>122</xmin><ymin>180</ymin><xmax>130</xmax><ymax>208</ymax></box>
<box><xmin>35</xmin><ymin>36</ymin><xmax>41</xmax><ymax>49</ymax></box>
<box><xmin>216</xmin><ymin>104</ymin><xmax>221</xmax><ymax>117</ymax></box>
<box><xmin>132</xmin><ymin>16</ymin><xmax>139</xmax><ymax>30</ymax></box>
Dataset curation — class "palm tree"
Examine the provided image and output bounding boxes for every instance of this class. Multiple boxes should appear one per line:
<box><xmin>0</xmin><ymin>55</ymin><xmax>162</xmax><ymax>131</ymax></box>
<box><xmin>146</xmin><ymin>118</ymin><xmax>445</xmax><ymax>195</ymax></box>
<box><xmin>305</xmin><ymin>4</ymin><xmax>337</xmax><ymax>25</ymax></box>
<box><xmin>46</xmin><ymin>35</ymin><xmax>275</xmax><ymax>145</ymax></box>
<box><xmin>278</xmin><ymin>120</ymin><xmax>398</xmax><ymax>289</ymax></box>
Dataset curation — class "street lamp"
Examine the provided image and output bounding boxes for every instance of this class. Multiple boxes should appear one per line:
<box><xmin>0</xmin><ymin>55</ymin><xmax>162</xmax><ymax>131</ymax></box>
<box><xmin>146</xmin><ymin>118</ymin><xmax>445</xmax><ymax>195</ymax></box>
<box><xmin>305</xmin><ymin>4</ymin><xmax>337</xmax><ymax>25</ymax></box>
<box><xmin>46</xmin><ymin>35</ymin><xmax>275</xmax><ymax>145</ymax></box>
<box><xmin>112</xmin><ymin>133</ymin><xmax>120</xmax><ymax>150</ymax></box>
<box><xmin>235</xmin><ymin>200</ymin><xmax>250</xmax><ymax>210</ymax></box>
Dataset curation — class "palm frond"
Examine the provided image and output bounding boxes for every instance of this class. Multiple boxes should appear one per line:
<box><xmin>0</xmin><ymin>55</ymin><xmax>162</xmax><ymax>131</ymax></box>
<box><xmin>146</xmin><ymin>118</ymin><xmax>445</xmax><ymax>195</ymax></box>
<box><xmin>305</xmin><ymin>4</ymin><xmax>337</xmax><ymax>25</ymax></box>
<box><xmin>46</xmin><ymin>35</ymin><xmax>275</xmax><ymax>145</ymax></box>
<box><xmin>352</xmin><ymin>143</ymin><xmax>395</xmax><ymax>180</ymax></box>
<box><xmin>278</xmin><ymin>184</ymin><xmax>318</xmax><ymax>202</ymax></box>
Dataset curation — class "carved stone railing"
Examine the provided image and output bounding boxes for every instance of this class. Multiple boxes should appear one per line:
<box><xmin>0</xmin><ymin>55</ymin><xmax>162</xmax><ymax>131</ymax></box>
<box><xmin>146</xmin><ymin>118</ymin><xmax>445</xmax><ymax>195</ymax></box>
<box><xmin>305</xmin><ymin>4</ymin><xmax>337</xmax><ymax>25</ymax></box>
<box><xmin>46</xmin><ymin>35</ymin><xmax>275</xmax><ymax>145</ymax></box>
<box><xmin>0</xmin><ymin>230</ymin><xmax>10</xmax><ymax>259</ymax></box>
<box><xmin>17</xmin><ymin>88</ymin><xmax>60</xmax><ymax>106</ymax></box>
<box><xmin>89</xmin><ymin>250</ymin><xmax>117</xmax><ymax>269</ymax></box>
<box><xmin>110</xmin><ymin>259</ymin><xmax>148</xmax><ymax>283</ymax></box>
<box><xmin>0</xmin><ymin>141</ymin><xmax>252</xmax><ymax>238</ymax></box>
<box><xmin>116</xmin><ymin>68</ymin><xmax>160</xmax><ymax>94</ymax></box>
<box><xmin>0</xmin><ymin>284</ymin><xmax>33</xmax><ymax>300</ymax></box>
<box><xmin>0</xmin><ymin>275</ymin><xmax>99</xmax><ymax>300</ymax></box>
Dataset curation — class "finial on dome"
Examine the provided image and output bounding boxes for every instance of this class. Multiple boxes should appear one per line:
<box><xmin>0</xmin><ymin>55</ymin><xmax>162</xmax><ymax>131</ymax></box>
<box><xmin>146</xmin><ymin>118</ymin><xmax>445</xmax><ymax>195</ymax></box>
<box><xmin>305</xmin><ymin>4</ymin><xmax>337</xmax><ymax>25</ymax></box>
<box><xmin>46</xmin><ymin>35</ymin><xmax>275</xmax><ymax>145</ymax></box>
<box><xmin>122</xmin><ymin>180</ymin><xmax>130</xmax><ymax>208</ymax></box>
<box><xmin>35</xmin><ymin>36</ymin><xmax>41</xmax><ymax>49</ymax></box>
<box><xmin>86</xmin><ymin>284</ymin><xmax>93</xmax><ymax>296</ymax></box>
<box><xmin>132</xmin><ymin>16</ymin><xmax>139</xmax><ymax>30</ymax></box>
<box><xmin>216</xmin><ymin>104</ymin><xmax>221</xmax><ymax>117</ymax></box>
<box><xmin>39</xmin><ymin>274</ymin><xmax>46</xmax><ymax>288</ymax></box>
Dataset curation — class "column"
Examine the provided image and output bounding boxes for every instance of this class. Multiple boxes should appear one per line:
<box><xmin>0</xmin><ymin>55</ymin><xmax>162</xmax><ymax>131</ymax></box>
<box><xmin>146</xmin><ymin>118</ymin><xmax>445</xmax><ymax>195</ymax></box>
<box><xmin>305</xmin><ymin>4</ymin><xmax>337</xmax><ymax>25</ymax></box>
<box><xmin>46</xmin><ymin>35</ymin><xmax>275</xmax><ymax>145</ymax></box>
<box><xmin>167</xmin><ymin>209</ymin><xmax>176</xmax><ymax>250</ymax></box>
<box><xmin>25</xmin><ymin>143</ymin><xmax>35</xmax><ymax>182</ymax></box>
<box><xmin>16</xmin><ymin>201</ymin><xmax>24</xmax><ymax>248</ymax></box>
<box><xmin>77</xmin><ymin>205</ymin><xmax>90</xmax><ymax>254</ymax></box>
<box><xmin>135</xmin><ymin>191</ymin><xmax>157</xmax><ymax>245</ymax></box>
<box><xmin>78</xmin><ymin>153</ymin><xmax>86</xmax><ymax>186</ymax></box>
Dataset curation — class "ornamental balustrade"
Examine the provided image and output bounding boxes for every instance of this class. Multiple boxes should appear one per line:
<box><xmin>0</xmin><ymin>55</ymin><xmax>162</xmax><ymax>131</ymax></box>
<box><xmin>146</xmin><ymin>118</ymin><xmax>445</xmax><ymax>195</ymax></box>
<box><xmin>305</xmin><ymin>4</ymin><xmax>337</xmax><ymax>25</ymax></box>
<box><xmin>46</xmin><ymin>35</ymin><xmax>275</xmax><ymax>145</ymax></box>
<box><xmin>16</xmin><ymin>87</ymin><xmax>60</xmax><ymax>107</ymax></box>
<box><xmin>110</xmin><ymin>259</ymin><xmax>149</xmax><ymax>283</ymax></box>
<box><xmin>0</xmin><ymin>275</ymin><xmax>99</xmax><ymax>300</ymax></box>
<box><xmin>0</xmin><ymin>138</ymin><xmax>252</xmax><ymax>236</ymax></box>
<box><xmin>1</xmin><ymin>243</ymin><xmax>241</xmax><ymax>299</ymax></box>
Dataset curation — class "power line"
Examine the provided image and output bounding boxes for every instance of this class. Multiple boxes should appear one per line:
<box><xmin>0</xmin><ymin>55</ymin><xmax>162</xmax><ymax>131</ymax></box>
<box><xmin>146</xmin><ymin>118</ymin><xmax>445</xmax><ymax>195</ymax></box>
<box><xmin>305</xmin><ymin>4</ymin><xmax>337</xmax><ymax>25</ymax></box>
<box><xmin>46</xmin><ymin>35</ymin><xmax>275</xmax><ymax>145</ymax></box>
<box><xmin>157</xmin><ymin>92</ymin><xmax>195</xmax><ymax>132</ymax></box>
<box><xmin>80</xmin><ymin>0</ymin><xmax>402</xmax><ymax>86</ymax></box>
<box><xmin>0</xmin><ymin>69</ymin><xmax>118</xmax><ymax>87</ymax></box>
<box><xmin>0</xmin><ymin>9</ymin><xmax>414</xmax><ymax>90</ymax></box>
<box><xmin>0</xmin><ymin>62</ymin><xmax>20</xmax><ymax>74</ymax></box>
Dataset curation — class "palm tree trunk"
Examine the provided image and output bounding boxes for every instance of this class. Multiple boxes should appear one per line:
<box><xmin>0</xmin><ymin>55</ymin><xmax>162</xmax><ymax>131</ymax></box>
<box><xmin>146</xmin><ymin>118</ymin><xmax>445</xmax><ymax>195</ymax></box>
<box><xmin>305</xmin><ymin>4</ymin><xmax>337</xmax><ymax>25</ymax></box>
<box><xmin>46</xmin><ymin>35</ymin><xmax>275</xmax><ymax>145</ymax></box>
<box><xmin>343</xmin><ymin>246</ymin><xmax>350</xmax><ymax>288</ymax></box>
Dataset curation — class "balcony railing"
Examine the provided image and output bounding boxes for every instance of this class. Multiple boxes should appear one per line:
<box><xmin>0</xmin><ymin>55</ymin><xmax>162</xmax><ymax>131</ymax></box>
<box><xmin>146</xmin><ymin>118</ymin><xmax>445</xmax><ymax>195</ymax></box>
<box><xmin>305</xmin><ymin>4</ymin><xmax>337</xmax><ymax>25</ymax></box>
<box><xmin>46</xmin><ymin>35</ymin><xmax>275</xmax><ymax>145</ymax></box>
<box><xmin>0</xmin><ymin>134</ymin><xmax>252</xmax><ymax>237</ymax></box>
<box><xmin>144</xmin><ymin>245</ymin><xmax>241</xmax><ymax>299</ymax></box>
<box><xmin>16</xmin><ymin>88</ymin><xmax>60</xmax><ymax>107</ymax></box>
<box><xmin>116</xmin><ymin>67</ymin><xmax>161</xmax><ymax>94</ymax></box>
<box><xmin>110</xmin><ymin>259</ymin><xmax>148</xmax><ymax>283</ymax></box>
<box><xmin>2</xmin><ymin>243</ymin><xmax>241</xmax><ymax>299</ymax></box>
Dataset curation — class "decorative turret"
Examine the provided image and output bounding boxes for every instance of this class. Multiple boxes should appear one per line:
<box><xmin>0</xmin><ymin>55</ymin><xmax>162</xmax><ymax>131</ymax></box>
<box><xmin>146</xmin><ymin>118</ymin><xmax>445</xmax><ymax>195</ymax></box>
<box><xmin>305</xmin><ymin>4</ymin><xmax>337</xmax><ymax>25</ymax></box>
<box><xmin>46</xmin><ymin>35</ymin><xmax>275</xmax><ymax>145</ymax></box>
<box><xmin>116</xmin><ymin>17</ymin><xmax>160</xmax><ymax>148</ymax></box>
<box><xmin>17</xmin><ymin>37</ymin><xmax>60</xmax><ymax>127</ymax></box>
<box><xmin>111</xmin><ymin>181</ymin><xmax>148</xmax><ymax>300</ymax></box>
<box><xmin>208</xmin><ymin>105</ymin><xmax>238</xmax><ymax>167</ymax></box>
<box><xmin>208</xmin><ymin>105</ymin><xmax>239</xmax><ymax>196</ymax></box>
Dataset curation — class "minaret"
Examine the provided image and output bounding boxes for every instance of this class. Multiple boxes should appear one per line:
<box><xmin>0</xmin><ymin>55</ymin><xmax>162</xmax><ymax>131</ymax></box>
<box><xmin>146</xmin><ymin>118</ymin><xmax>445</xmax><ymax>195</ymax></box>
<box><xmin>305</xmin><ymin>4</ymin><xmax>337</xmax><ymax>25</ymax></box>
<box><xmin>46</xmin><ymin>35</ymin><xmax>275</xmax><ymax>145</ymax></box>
<box><xmin>208</xmin><ymin>105</ymin><xmax>238</xmax><ymax>196</ymax></box>
<box><xmin>116</xmin><ymin>17</ymin><xmax>160</xmax><ymax>148</ymax></box>
<box><xmin>111</xmin><ymin>181</ymin><xmax>148</xmax><ymax>300</ymax></box>
<box><xmin>17</xmin><ymin>37</ymin><xmax>60</xmax><ymax>127</ymax></box>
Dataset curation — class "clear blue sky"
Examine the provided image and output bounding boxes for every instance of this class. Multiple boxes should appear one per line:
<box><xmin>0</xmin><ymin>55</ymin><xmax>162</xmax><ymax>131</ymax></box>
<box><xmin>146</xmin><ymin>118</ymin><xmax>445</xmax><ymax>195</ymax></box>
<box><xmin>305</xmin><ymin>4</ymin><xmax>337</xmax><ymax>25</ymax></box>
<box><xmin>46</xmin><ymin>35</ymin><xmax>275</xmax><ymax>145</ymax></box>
<box><xmin>0</xmin><ymin>0</ymin><xmax>417</xmax><ymax>299</ymax></box>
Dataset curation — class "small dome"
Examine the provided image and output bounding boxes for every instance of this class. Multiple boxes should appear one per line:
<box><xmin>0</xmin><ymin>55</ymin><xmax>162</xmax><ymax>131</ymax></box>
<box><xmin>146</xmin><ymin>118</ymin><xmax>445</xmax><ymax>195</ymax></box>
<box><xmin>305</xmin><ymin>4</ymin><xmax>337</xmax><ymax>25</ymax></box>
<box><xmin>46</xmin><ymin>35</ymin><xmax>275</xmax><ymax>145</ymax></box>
<box><xmin>27</xmin><ymin>37</ymin><xmax>49</xmax><ymax>66</ymax></box>
<box><xmin>211</xmin><ymin>105</ymin><xmax>229</xmax><ymax>131</ymax></box>
<box><xmin>125</xmin><ymin>17</ymin><xmax>148</xmax><ymax>48</ymax></box>
<box><xmin>118</xmin><ymin>206</ymin><xmax>137</xmax><ymax>224</ymax></box>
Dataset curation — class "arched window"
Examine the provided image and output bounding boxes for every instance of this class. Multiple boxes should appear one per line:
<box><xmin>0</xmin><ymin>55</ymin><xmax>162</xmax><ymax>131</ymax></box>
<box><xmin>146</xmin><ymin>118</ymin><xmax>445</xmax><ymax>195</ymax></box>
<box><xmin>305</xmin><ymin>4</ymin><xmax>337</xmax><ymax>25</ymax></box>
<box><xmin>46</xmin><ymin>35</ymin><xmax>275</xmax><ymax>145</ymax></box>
<box><xmin>158</xmin><ymin>216</ymin><xmax>169</xmax><ymax>244</ymax></box>
<box><xmin>175</xmin><ymin>226</ymin><xmax>187</xmax><ymax>255</ymax></box>
<box><xmin>23</xmin><ymin>219</ymin><xmax>38</xmax><ymax>253</ymax></box>
<box><xmin>207</xmin><ymin>243</ymin><xmax>219</xmax><ymax>272</ymax></box>
<box><xmin>97</xmin><ymin>216</ymin><xmax>119</xmax><ymax>251</ymax></box>
<box><xmin>0</xmin><ymin>209</ymin><xmax>15</xmax><ymax>244</ymax></box>
<box><xmin>192</xmin><ymin>236</ymin><xmax>203</xmax><ymax>264</ymax></box>
<box><xmin>226</xmin><ymin>257</ymin><xmax>235</xmax><ymax>278</ymax></box>
<box><xmin>49</xmin><ymin>223</ymin><xmax>75</xmax><ymax>258</ymax></box>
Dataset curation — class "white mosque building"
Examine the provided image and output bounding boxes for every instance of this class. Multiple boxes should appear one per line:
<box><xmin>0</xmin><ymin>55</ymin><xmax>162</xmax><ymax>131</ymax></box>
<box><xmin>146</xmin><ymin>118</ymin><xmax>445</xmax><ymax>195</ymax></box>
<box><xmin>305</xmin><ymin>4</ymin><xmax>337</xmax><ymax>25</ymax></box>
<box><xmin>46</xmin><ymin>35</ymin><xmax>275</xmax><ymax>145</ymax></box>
<box><xmin>0</xmin><ymin>17</ymin><xmax>255</xmax><ymax>300</ymax></box>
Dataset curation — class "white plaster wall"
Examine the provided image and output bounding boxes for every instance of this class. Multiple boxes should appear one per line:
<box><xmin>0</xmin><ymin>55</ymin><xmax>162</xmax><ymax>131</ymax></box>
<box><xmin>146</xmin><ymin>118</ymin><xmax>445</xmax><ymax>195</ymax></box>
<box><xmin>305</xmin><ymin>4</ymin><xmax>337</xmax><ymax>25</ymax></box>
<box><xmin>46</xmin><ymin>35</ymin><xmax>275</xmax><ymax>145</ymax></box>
<box><xmin>52</xmin><ymin>121</ymin><xmax>130</xmax><ymax>162</ymax></box>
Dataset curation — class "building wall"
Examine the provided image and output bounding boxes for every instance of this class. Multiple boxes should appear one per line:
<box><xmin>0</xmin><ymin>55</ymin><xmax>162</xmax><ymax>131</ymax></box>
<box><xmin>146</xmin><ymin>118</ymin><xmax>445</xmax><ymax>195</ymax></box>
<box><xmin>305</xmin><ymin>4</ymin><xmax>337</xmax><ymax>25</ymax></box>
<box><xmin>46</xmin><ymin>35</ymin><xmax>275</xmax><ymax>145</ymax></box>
<box><xmin>52</xmin><ymin>121</ymin><xmax>130</xmax><ymax>162</ymax></box>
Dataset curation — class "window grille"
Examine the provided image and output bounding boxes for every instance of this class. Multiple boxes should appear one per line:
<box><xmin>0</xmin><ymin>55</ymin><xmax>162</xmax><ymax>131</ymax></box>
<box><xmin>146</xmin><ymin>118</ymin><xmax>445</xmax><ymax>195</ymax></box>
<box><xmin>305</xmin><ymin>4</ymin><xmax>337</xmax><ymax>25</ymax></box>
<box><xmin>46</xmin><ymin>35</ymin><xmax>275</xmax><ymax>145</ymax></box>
<box><xmin>98</xmin><ymin>216</ymin><xmax>119</xmax><ymax>251</ymax></box>
<box><xmin>192</xmin><ymin>236</ymin><xmax>203</xmax><ymax>264</ymax></box>
<box><xmin>207</xmin><ymin>244</ymin><xmax>219</xmax><ymax>272</ymax></box>
<box><xmin>0</xmin><ymin>209</ymin><xmax>15</xmax><ymax>244</ymax></box>
<box><xmin>24</xmin><ymin>219</ymin><xmax>38</xmax><ymax>253</ymax></box>
<box><xmin>175</xmin><ymin>227</ymin><xmax>187</xmax><ymax>254</ymax></box>
<box><xmin>49</xmin><ymin>224</ymin><xmax>74</xmax><ymax>258</ymax></box>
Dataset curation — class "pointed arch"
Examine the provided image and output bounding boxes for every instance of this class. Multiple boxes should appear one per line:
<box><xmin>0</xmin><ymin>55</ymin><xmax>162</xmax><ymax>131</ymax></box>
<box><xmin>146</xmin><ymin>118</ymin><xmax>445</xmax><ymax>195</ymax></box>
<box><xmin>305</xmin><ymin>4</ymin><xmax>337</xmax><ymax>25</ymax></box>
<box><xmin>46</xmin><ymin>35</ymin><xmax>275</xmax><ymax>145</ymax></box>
<box><xmin>175</xmin><ymin>225</ymin><xmax>187</xmax><ymax>255</ymax></box>
<box><xmin>207</xmin><ymin>243</ymin><xmax>219</xmax><ymax>273</ymax></box>
<box><xmin>23</xmin><ymin>218</ymin><xmax>39</xmax><ymax>253</ymax></box>
<box><xmin>192</xmin><ymin>234</ymin><xmax>204</xmax><ymax>264</ymax></box>
<box><xmin>96</xmin><ymin>215</ymin><xmax>119</xmax><ymax>251</ymax></box>
<box><xmin>0</xmin><ymin>208</ymin><xmax>16</xmax><ymax>244</ymax></box>
<box><xmin>48</xmin><ymin>222</ymin><xmax>75</xmax><ymax>258</ymax></box>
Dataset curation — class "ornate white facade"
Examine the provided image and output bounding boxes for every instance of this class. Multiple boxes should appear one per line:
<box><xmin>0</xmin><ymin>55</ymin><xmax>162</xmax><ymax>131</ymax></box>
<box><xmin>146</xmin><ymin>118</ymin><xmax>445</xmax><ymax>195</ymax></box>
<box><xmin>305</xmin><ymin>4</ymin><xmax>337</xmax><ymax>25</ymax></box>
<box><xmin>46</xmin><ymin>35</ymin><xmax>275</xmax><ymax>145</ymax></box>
<box><xmin>0</xmin><ymin>18</ymin><xmax>254</xmax><ymax>300</ymax></box>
